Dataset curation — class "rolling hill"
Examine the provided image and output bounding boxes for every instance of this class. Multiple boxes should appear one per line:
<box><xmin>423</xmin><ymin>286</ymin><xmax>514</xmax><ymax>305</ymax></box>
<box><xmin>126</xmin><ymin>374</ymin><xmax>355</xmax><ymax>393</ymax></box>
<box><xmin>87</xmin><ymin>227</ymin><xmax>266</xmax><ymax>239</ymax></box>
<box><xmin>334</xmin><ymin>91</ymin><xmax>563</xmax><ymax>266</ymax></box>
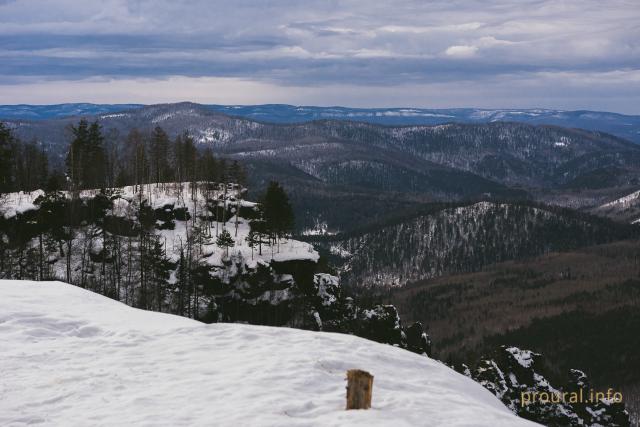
<box><xmin>2</xmin><ymin>103</ymin><xmax>639</xmax><ymax>143</ymax></box>
<box><xmin>5</xmin><ymin>102</ymin><xmax>640</xmax><ymax>232</ymax></box>
<box><xmin>310</xmin><ymin>201</ymin><xmax>637</xmax><ymax>288</ymax></box>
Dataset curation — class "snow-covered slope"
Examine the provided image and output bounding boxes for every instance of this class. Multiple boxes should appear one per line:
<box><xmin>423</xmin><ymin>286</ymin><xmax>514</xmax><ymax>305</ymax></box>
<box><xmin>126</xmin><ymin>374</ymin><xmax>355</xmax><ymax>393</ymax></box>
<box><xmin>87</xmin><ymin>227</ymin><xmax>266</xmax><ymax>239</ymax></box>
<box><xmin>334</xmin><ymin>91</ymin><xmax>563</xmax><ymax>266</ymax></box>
<box><xmin>594</xmin><ymin>188</ymin><xmax>640</xmax><ymax>223</ymax></box>
<box><xmin>600</xmin><ymin>189</ymin><xmax>640</xmax><ymax>210</ymax></box>
<box><xmin>0</xmin><ymin>280</ymin><xmax>536</xmax><ymax>426</ymax></box>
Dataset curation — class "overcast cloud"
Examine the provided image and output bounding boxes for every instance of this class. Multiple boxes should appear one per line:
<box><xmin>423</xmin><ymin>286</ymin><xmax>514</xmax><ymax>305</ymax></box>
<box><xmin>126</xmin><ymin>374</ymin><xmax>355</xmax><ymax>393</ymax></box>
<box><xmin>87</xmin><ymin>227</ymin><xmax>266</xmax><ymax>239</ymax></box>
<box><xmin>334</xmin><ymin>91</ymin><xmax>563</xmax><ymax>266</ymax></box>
<box><xmin>0</xmin><ymin>0</ymin><xmax>639</xmax><ymax>112</ymax></box>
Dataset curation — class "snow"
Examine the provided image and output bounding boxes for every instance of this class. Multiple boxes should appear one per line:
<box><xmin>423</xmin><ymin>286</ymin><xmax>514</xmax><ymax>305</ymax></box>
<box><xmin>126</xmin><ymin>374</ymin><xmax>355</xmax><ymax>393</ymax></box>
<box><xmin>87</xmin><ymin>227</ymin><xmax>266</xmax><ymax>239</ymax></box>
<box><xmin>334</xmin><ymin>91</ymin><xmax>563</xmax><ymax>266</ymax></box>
<box><xmin>552</xmin><ymin>136</ymin><xmax>571</xmax><ymax>148</ymax></box>
<box><xmin>315</xmin><ymin>274</ymin><xmax>339</xmax><ymax>306</ymax></box>
<box><xmin>0</xmin><ymin>190</ymin><xmax>45</xmax><ymax>219</ymax></box>
<box><xmin>0</xmin><ymin>183</ymin><xmax>319</xmax><ymax>280</ymax></box>
<box><xmin>600</xmin><ymin>189</ymin><xmax>640</xmax><ymax>209</ymax></box>
<box><xmin>100</xmin><ymin>113</ymin><xmax>129</xmax><ymax>119</ymax></box>
<box><xmin>330</xmin><ymin>243</ymin><xmax>352</xmax><ymax>258</ymax></box>
<box><xmin>302</xmin><ymin>220</ymin><xmax>337</xmax><ymax>236</ymax></box>
<box><xmin>196</xmin><ymin>127</ymin><xmax>232</xmax><ymax>144</ymax></box>
<box><xmin>505</xmin><ymin>347</ymin><xmax>536</xmax><ymax>369</ymax></box>
<box><xmin>0</xmin><ymin>280</ymin><xmax>537</xmax><ymax>427</ymax></box>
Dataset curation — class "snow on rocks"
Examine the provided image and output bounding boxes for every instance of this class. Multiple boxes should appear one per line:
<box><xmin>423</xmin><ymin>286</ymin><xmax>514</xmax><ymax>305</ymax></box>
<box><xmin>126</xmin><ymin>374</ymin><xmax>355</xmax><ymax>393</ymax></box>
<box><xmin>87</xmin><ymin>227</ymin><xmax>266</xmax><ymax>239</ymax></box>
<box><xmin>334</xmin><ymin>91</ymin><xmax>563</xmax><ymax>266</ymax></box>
<box><xmin>0</xmin><ymin>190</ymin><xmax>45</xmax><ymax>219</ymax></box>
<box><xmin>0</xmin><ymin>182</ymin><xmax>319</xmax><ymax>274</ymax></box>
<box><xmin>505</xmin><ymin>347</ymin><xmax>536</xmax><ymax>369</ymax></box>
<box><xmin>0</xmin><ymin>280</ymin><xmax>537</xmax><ymax>427</ymax></box>
<box><xmin>468</xmin><ymin>345</ymin><xmax>630</xmax><ymax>426</ymax></box>
<box><xmin>314</xmin><ymin>273</ymin><xmax>340</xmax><ymax>307</ymax></box>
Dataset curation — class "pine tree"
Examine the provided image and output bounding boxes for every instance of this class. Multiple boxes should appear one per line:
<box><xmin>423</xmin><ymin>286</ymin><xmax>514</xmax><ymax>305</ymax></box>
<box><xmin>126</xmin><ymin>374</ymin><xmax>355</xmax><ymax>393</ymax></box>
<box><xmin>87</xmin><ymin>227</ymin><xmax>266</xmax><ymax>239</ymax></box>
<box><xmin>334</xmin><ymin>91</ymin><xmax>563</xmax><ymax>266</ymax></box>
<box><xmin>261</xmin><ymin>181</ymin><xmax>294</xmax><ymax>248</ymax></box>
<box><xmin>66</xmin><ymin>119</ymin><xmax>89</xmax><ymax>189</ymax></box>
<box><xmin>245</xmin><ymin>230</ymin><xmax>258</xmax><ymax>260</ymax></box>
<box><xmin>0</xmin><ymin>122</ymin><xmax>16</xmax><ymax>193</ymax></box>
<box><xmin>150</xmin><ymin>126</ymin><xmax>171</xmax><ymax>184</ymax></box>
<box><xmin>216</xmin><ymin>229</ymin><xmax>235</xmax><ymax>258</ymax></box>
<box><xmin>66</xmin><ymin>120</ymin><xmax>106</xmax><ymax>189</ymax></box>
<box><xmin>249</xmin><ymin>218</ymin><xmax>267</xmax><ymax>256</ymax></box>
<box><xmin>228</xmin><ymin>160</ymin><xmax>246</xmax><ymax>186</ymax></box>
<box><xmin>175</xmin><ymin>248</ymin><xmax>188</xmax><ymax>316</ymax></box>
<box><xmin>198</xmin><ymin>148</ymin><xmax>218</xmax><ymax>183</ymax></box>
<box><xmin>143</xmin><ymin>235</ymin><xmax>171</xmax><ymax>312</ymax></box>
<box><xmin>86</xmin><ymin>121</ymin><xmax>106</xmax><ymax>188</ymax></box>
<box><xmin>127</xmin><ymin>129</ymin><xmax>149</xmax><ymax>191</ymax></box>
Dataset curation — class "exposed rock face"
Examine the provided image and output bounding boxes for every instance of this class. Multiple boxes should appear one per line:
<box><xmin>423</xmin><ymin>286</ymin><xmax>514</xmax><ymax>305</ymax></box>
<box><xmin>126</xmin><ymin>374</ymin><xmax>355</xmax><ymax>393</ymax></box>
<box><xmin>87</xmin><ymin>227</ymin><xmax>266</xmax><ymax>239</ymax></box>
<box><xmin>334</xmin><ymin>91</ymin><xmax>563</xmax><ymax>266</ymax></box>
<box><xmin>466</xmin><ymin>346</ymin><xmax>630</xmax><ymax>427</ymax></box>
<box><xmin>351</xmin><ymin>305</ymin><xmax>432</xmax><ymax>356</ymax></box>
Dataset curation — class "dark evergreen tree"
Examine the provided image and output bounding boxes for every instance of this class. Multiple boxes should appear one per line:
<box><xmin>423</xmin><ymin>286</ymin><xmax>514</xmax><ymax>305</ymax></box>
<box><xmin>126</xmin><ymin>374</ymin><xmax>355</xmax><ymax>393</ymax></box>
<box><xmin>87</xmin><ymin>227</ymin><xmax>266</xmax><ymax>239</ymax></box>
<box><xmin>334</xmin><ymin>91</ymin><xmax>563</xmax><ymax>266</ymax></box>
<box><xmin>198</xmin><ymin>148</ymin><xmax>218</xmax><ymax>183</ymax></box>
<box><xmin>228</xmin><ymin>160</ymin><xmax>247</xmax><ymax>186</ymax></box>
<box><xmin>66</xmin><ymin>120</ymin><xmax>106</xmax><ymax>189</ymax></box>
<box><xmin>261</xmin><ymin>181</ymin><xmax>294</xmax><ymax>247</ymax></box>
<box><xmin>142</xmin><ymin>235</ymin><xmax>172</xmax><ymax>312</ymax></box>
<box><xmin>87</xmin><ymin>121</ymin><xmax>106</xmax><ymax>188</ymax></box>
<box><xmin>128</xmin><ymin>129</ymin><xmax>149</xmax><ymax>189</ymax></box>
<box><xmin>216</xmin><ymin>229</ymin><xmax>234</xmax><ymax>258</ymax></box>
<box><xmin>13</xmin><ymin>141</ymin><xmax>49</xmax><ymax>192</ymax></box>
<box><xmin>249</xmin><ymin>218</ymin><xmax>268</xmax><ymax>256</ymax></box>
<box><xmin>150</xmin><ymin>126</ymin><xmax>171</xmax><ymax>184</ymax></box>
<box><xmin>66</xmin><ymin>119</ymin><xmax>89</xmax><ymax>189</ymax></box>
<box><xmin>0</xmin><ymin>122</ymin><xmax>15</xmax><ymax>193</ymax></box>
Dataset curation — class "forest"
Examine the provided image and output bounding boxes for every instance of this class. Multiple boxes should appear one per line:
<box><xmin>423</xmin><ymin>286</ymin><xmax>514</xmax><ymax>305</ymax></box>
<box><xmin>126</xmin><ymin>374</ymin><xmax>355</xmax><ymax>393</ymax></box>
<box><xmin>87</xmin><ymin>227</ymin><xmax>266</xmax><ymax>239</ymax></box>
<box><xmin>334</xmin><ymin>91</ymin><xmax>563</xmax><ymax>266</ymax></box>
<box><xmin>0</xmin><ymin>120</ymin><xmax>248</xmax><ymax>194</ymax></box>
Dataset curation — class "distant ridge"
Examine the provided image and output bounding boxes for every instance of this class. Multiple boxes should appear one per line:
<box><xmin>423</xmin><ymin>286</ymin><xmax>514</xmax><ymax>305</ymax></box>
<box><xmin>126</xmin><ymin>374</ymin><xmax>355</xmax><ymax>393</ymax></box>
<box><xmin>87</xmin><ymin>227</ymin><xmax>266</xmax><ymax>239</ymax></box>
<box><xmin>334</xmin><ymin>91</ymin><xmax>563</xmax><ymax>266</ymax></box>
<box><xmin>1</xmin><ymin>102</ymin><xmax>639</xmax><ymax>143</ymax></box>
<box><xmin>0</xmin><ymin>103</ymin><xmax>144</xmax><ymax>120</ymax></box>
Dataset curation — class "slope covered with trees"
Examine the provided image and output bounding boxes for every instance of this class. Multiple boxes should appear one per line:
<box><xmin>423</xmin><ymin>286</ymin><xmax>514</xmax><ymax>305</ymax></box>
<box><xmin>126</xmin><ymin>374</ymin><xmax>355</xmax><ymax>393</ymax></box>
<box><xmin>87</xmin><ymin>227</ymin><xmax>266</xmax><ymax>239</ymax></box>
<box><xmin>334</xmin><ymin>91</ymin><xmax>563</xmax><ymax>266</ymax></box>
<box><xmin>387</xmin><ymin>239</ymin><xmax>640</xmax><ymax>425</ymax></box>
<box><xmin>313</xmin><ymin>201</ymin><xmax>636</xmax><ymax>288</ymax></box>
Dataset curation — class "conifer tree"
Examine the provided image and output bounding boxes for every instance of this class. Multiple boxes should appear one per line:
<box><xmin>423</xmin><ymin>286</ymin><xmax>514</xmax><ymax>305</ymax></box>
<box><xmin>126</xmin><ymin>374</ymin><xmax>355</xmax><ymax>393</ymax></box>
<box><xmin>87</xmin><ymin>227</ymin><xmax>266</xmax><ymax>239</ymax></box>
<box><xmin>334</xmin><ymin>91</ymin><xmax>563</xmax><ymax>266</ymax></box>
<box><xmin>261</xmin><ymin>181</ymin><xmax>294</xmax><ymax>248</ymax></box>
<box><xmin>228</xmin><ymin>160</ymin><xmax>246</xmax><ymax>186</ymax></box>
<box><xmin>150</xmin><ymin>126</ymin><xmax>171</xmax><ymax>184</ymax></box>
<box><xmin>216</xmin><ymin>229</ymin><xmax>235</xmax><ymax>258</ymax></box>
<box><xmin>87</xmin><ymin>121</ymin><xmax>106</xmax><ymax>188</ymax></box>
<box><xmin>143</xmin><ymin>235</ymin><xmax>171</xmax><ymax>312</ymax></box>
<box><xmin>66</xmin><ymin>119</ymin><xmax>89</xmax><ymax>189</ymax></box>
<box><xmin>0</xmin><ymin>122</ymin><xmax>15</xmax><ymax>193</ymax></box>
<box><xmin>66</xmin><ymin>119</ymin><xmax>106</xmax><ymax>189</ymax></box>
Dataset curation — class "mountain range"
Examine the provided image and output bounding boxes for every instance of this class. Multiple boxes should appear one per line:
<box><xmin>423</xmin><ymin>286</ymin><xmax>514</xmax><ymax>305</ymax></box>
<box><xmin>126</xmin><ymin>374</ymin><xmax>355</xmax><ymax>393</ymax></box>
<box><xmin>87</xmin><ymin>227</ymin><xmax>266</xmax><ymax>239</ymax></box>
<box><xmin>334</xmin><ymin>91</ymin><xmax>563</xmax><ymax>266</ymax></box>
<box><xmin>4</xmin><ymin>102</ymin><xmax>640</xmax><ymax>233</ymax></box>
<box><xmin>1</xmin><ymin>102</ymin><xmax>639</xmax><ymax>143</ymax></box>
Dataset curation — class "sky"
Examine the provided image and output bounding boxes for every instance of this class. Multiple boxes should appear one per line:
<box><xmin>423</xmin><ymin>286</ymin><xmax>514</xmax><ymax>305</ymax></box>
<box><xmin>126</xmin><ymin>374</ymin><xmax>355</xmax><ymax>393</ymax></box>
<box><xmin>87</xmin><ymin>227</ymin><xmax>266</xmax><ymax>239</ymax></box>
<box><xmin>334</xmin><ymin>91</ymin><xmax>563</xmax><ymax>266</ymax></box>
<box><xmin>0</xmin><ymin>0</ymin><xmax>639</xmax><ymax>113</ymax></box>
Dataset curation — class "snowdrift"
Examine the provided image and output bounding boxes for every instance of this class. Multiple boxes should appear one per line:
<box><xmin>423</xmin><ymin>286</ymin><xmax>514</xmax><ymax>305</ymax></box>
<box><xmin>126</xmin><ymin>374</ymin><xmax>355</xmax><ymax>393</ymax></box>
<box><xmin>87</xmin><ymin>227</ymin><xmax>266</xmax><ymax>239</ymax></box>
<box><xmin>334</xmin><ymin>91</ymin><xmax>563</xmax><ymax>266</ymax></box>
<box><xmin>0</xmin><ymin>280</ymin><xmax>536</xmax><ymax>426</ymax></box>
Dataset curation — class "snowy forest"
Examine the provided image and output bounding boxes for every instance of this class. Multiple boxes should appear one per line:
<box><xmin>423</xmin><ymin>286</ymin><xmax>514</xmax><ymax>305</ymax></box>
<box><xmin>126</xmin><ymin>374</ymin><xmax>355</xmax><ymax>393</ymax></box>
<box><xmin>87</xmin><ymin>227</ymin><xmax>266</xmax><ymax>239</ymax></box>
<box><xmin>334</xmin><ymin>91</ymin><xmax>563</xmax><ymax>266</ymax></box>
<box><xmin>0</xmin><ymin>119</ymin><xmax>433</xmax><ymax>354</ymax></box>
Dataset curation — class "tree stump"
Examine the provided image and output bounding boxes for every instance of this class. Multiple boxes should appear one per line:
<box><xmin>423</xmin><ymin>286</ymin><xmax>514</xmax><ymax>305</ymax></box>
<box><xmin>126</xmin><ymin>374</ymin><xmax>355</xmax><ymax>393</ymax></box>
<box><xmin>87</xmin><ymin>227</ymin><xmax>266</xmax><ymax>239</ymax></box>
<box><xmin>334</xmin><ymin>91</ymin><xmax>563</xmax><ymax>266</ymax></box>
<box><xmin>346</xmin><ymin>369</ymin><xmax>374</xmax><ymax>410</ymax></box>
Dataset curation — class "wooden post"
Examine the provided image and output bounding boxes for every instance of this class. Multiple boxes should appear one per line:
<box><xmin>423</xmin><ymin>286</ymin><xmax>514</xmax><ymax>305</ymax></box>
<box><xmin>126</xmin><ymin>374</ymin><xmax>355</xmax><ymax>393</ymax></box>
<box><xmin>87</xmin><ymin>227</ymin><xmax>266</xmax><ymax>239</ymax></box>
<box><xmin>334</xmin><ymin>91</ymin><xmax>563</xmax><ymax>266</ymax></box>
<box><xmin>346</xmin><ymin>369</ymin><xmax>374</xmax><ymax>410</ymax></box>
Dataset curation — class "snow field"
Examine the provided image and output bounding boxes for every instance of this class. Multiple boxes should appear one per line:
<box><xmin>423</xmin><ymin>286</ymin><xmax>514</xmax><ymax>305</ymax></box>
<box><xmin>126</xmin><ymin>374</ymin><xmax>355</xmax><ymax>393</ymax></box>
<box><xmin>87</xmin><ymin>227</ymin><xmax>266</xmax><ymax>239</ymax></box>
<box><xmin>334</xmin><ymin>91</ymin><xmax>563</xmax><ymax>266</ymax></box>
<box><xmin>0</xmin><ymin>280</ymin><xmax>537</xmax><ymax>426</ymax></box>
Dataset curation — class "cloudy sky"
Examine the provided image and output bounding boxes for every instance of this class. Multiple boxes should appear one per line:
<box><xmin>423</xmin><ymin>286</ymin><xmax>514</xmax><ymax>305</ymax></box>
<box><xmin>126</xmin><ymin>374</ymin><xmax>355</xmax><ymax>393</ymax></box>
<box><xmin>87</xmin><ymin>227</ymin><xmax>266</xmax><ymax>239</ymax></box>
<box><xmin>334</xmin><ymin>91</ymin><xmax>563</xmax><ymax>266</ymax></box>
<box><xmin>1</xmin><ymin>0</ymin><xmax>639</xmax><ymax>112</ymax></box>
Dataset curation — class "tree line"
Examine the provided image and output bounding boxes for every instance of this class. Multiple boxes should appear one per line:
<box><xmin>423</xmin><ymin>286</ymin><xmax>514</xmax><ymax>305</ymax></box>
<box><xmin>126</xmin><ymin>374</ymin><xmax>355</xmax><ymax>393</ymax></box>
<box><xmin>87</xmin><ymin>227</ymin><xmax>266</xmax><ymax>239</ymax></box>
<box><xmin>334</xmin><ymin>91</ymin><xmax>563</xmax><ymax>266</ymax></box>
<box><xmin>0</xmin><ymin>122</ymin><xmax>50</xmax><ymax>193</ymax></box>
<box><xmin>0</xmin><ymin>119</ymin><xmax>248</xmax><ymax>194</ymax></box>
